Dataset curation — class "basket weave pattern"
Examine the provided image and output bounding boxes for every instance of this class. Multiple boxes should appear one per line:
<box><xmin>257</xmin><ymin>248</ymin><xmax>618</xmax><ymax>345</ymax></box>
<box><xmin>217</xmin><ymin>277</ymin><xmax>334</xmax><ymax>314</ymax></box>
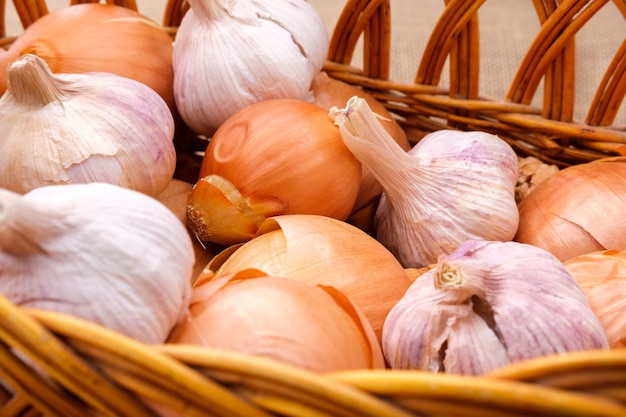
<box><xmin>1</xmin><ymin>0</ymin><xmax>626</xmax><ymax>416</ymax></box>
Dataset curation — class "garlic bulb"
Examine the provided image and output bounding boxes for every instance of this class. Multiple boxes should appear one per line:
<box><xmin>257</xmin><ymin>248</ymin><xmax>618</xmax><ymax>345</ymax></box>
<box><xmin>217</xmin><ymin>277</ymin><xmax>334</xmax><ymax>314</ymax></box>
<box><xmin>382</xmin><ymin>240</ymin><xmax>609</xmax><ymax>375</ymax></box>
<box><xmin>0</xmin><ymin>54</ymin><xmax>176</xmax><ymax>197</ymax></box>
<box><xmin>0</xmin><ymin>183</ymin><xmax>194</xmax><ymax>344</ymax></box>
<box><xmin>331</xmin><ymin>96</ymin><xmax>519</xmax><ymax>268</ymax></box>
<box><xmin>173</xmin><ymin>0</ymin><xmax>329</xmax><ymax>135</ymax></box>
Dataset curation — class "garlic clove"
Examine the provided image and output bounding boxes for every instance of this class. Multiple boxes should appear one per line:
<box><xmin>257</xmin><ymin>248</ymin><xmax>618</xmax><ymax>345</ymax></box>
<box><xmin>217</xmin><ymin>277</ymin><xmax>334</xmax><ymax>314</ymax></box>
<box><xmin>0</xmin><ymin>54</ymin><xmax>176</xmax><ymax>197</ymax></box>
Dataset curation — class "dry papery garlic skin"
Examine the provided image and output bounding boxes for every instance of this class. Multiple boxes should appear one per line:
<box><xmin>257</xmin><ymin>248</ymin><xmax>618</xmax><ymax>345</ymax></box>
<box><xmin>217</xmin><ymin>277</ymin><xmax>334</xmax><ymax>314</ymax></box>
<box><xmin>331</xmin><ymin>97</ymin><xmax>519</xmax><ymax>268</ymax></box>
<box><xmin>0</xmin><ymin>54</ymin><xmax>176</xmax><ymax>197</ymax></box>
<box><xmin>0</xmin><ymin>183</ymin><xmax>194</xmax><ymax>344</ymax></box>
<box><xmin>382</xmin><ymin>239</ymin><xmax>609</xmax><ymax>375</ymax></box>
<box><xmin>173</xmin><ymin>0</ymin><xmax>329</xmax><ymax>135</ymax></box>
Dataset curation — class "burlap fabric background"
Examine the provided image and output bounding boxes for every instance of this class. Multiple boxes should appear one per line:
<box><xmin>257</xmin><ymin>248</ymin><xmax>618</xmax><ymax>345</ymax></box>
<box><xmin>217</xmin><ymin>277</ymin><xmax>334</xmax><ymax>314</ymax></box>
<box><xmin>4</xmin><ymin>0</ymin><xmax>624</xmax><ymax>124</ymax></box>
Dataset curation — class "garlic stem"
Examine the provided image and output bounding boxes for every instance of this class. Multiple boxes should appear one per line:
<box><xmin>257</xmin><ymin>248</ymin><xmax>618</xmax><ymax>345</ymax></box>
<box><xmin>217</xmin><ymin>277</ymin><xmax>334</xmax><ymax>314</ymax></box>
<box><xmin>0</xmin><ymin>189</ymin><xmax>64</xmax><ymax>255</ymax></box>
<box><xmin>187</xmin><ymin>0</ymin><xmax>229</xmax><ymax>22</ymax></box>
<box><xmin>7</xmin><ymin>53</ymin><xmax>67</xmax><ymax>106</ymax></box>
<box><xmin>433</xmin><ymin>258</ymin><xmax>491</xmax><ymax>302</ymax></box>
<box><xmin>435</xmin><ymin>260</ymin><xmax>465</xmax><ymax>289</ymax></box>
<box><xmin>331</xmin><ymin>97</ymin><xmax>415</xmax><ymax>203</ymax></box>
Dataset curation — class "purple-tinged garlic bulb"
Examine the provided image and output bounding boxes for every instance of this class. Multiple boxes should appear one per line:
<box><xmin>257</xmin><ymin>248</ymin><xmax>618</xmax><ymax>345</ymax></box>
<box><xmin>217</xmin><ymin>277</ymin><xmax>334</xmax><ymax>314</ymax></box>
<box><xmin>382</xmin><ymin>239</ymin><xmax>609</xmax><ymax>375</ymax></box>
<box><xmin>331</xmin><ymin>96</ymin><xmax>519</xmax><ymax>267</ymax></box>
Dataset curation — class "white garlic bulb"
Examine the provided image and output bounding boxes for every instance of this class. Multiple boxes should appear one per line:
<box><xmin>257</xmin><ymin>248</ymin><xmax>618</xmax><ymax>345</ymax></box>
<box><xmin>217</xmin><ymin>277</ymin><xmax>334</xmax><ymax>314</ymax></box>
<box><xmin>0</xmin><ymin>183</ymin><xmax>194</xmax><ymax>344</ymax></box>
<box><xmin>331</xmin><ymin>96</ymin><xmax>519</xmax><ymax>268</ymax></box>
<box><xmin>382</xmin><ymin>239</ymin><xmax>609</xmax><ymax>375</ymax></box>
<box><xmin>0</xmin><ymin>54</ymin><xmax>176</xmax><ymax>197</ymax></box>
<box><xmin>173</xmin><ymin>0</ymin><xmax>330</xmax><ymax>135</ymax></box>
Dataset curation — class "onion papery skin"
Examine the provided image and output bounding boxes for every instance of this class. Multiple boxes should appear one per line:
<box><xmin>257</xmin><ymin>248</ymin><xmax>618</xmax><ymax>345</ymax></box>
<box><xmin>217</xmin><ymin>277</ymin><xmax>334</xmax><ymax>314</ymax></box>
<box><xmin>0</xmin><ymin>4</ymin><xmax>175</xmax><ymax>112</ymax></box>
<box><xmin>311</xmin><ymin>71</ymin><xmax>410</xmax><ymax>234</ymax></box>
<box><xmin>187</xmin><ymin>99</ymin><xmax>362</xmax><ymax>246</ymax></box>
<box><xmin>211</xmin><ymin>214</ymin><xmax>413</xmax><ymax>344</ymax></box>
<box><xmin>564</xmin><ymin>249</ymin><xmax>626</xmax><ymax>348</ymax></box>
<box><xmin>515</xmin><ymin>157</ymin><xmax>626</xmax><ymax>262</ymax></box>
<box><xmin>382</xmin><ymin>239</ymin><xmax>609</xmax><ymax>376</ymax></box>
<box><xmin>167</xmin><ymin>269</ymin><xmax>385</xmax><ymax>373</ymax></box>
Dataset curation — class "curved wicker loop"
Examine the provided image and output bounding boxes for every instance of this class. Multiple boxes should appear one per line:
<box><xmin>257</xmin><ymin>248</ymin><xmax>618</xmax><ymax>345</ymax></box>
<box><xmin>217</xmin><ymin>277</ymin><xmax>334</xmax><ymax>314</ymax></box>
<box><xmin>0</xmin><ymin>0</ymin><xmax>6</xmax><ymax>37</ymax></box>
<box><xmin>418</xmin><ymin>0</ymin><xmax>483</xmax><ymax>130</ymax></box>
<box><xmin>162</xmin><ymin>0</ymin><xmax>188</xmax><ymax>32</ymax></box>
<box><xmin>587</xmin><ymin>36</ymin><xmax>626</xmax><ymax>127</ymax></box>
<box><xmin>323</xmin><ymin>0</ymin><xmax>626</xmax><ymax>166</ymax></box>
<box><xmin>328</xmin><ymin>0</ymin><xmax>391</xmax><ymax>79</ymax></box>
<box><xmin>415</xmin><ymin>0</ymin><xmax>484</xmax><ymax>86</ymax></box>
<box><xmin>526</xmin><ymin>0</ymin><xmax>576</xmax><ymax>122</ymax></box>
<box><xmin>509</xmin><ymin>0</ymin><xmax>602</xmax><ymax>113</ymax></box>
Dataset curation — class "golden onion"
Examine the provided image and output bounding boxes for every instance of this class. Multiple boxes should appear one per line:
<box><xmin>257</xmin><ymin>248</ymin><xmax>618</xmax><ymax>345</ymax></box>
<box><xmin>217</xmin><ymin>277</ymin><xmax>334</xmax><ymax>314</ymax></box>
<box><xmin>0</xmin><ymin>4</ymin><xmax>175</xmax><ymax>112</ymax></box>
<box><xmin>210</xmin><ymin>214</ymin><xmax>413</xmax><ymax>344</ymax></box>
<box><xmin>515</xmin><ymin>157</ymin><xmax>626</xmax><ymax>261</ymax></box>
<box><xmin>187</xmin><ymin>99</ymin><xmax>362</xmax><ymax>246</ymax></box>
<box><xmin>167</xmin><ymin>268</ymin><xmax>385</xmax><ymax>373</ymax></box>
<box><xmin>564</xmin><ymin>249</ymin><xmax>626</xmax><ymax>348</ymax></box>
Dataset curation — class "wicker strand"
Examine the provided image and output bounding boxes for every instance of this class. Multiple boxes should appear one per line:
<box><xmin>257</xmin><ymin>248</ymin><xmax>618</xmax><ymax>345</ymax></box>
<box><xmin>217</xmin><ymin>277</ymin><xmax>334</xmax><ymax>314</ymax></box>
<box><xmin>416</xmin><ymin>0</ymin><xmax>485</xmax><ymax>86</ymax></box>
<box><xmin>10</xmin><ymin>0</ymin><xmax>48</xmax><ymax>28</ymax></box>
<box><xmin>0</xmin><ymin>295</ymin><xmax>159</xmax><ymax>417</ymax></box>
<box><xmin>20</xmin><ymin>307</ymin><xmax>276</xmax><ymax>417</ymax></box>
<box><xmin>587</xmin><ymin>38</ymin><xmax>626</xmax><ymax>126</ymax></box>
<box><xmin>329</xmin><ymin>370</ymin><xmax>626</xmax><ymax>417</ymax></box>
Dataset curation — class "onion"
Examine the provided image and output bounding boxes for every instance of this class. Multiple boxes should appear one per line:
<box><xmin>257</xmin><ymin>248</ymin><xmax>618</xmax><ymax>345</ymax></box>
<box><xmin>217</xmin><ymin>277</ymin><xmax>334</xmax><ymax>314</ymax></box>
<box><xmin>167</xmin><ymin>268</ymin><xmax>385</xmax><ymax>372</ymax></box>
<box><xmin>210</xmin><ymin>214</ymin><xmax>413</xmax><ymax>344</ymax></box>
<box><xmin>187</xmin><ymin>99</ymin><xmax>362</xmax><ymax>246</ymax></box>
<box><xmin>0</xmin><ymin>3</ymin><xmax>175</xmax><ymax>111</ymax></box>
<box><xmin>564</xmin><ymin>249</ymin><xmax>626</xmax><ymax>348</ymax></box>
<box><xmin>311</xmin><ymin>71</ymin><xmax>410</xmax><ymax>233</ymax></box>
<box><xmin>515</xmin><ymin>157</ymin><xmax>626</xmax><ymax>261</ymax></box>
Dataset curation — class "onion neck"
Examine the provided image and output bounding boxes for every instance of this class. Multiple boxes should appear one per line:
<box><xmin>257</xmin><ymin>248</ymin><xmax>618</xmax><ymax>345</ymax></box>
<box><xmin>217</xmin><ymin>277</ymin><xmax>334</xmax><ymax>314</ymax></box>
<box><xmin>0</xmin><ymin>189</ymin><xmax>64</xmax><ymax>255</ymax></box>
<box><xmin>6</xmin><ymin>53</ymin><xmax>67</xmax><ymax>106</ymax></box>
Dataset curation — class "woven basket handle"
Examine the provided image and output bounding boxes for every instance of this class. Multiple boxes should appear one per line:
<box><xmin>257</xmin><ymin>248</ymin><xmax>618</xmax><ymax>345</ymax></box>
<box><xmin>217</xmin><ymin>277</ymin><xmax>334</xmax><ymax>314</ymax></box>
<box><xmin>328</xmin><ymin>0</ymin><xmax>392</xmax><ymax>79</ymax></box>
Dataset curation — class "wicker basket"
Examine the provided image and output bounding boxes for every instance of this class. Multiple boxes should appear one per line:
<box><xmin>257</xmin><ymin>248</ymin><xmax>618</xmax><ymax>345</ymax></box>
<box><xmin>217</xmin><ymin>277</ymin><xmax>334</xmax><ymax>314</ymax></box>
<box><xmin>2</xmin><ymin>0</ymin><xmax>626</xmax><ymax>416</ymax></box>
